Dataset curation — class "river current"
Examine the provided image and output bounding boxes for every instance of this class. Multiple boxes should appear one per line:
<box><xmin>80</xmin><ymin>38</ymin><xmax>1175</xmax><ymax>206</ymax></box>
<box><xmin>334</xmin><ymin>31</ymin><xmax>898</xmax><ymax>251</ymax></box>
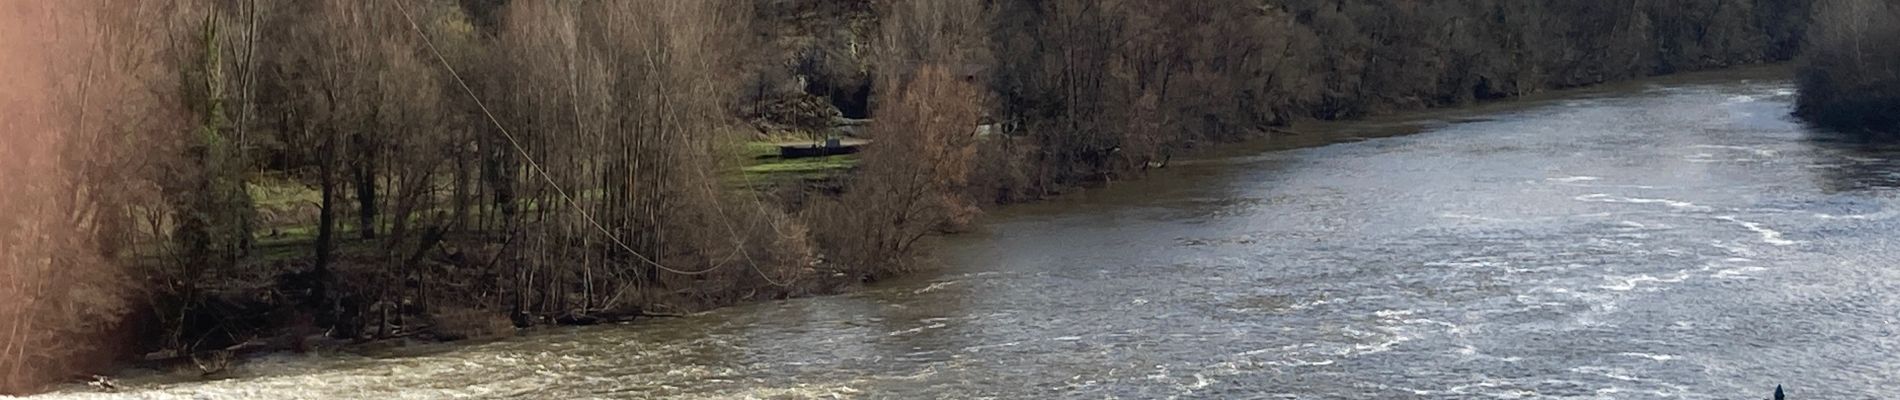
<box><xmin>35</xmin><ymin>67</ymin><xmax>1900</xmax><ymax>399</ymax></box>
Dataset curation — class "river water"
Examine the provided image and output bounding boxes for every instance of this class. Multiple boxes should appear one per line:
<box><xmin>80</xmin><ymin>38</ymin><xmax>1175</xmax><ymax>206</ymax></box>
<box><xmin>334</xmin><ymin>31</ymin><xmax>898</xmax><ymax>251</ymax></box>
<box><xmin>37</xmin><ymin>67</ymin><xmax>1900</xmax><ymax>399</ymax></box>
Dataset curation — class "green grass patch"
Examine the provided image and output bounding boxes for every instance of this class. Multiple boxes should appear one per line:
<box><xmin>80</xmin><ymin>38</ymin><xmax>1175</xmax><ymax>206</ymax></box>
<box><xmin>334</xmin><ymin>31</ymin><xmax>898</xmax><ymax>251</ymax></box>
<box><xmin>742</xmin><ymin>154</ymin><xmax>858</xmax><ymax>180</ymax></box>
<box><xmin>732</xmin><ymin>140</ymin><xmax>859</xmax><ymax>188</ymax></box>
<box><xmin>232</xmin><ymin>143</ymin><xmax>858</xmax><ymax>264</ymax></box>
<box><xmin>743</xmin><ymin>141</ymin><xmax>783</xmax><ymax>159</ymax></box>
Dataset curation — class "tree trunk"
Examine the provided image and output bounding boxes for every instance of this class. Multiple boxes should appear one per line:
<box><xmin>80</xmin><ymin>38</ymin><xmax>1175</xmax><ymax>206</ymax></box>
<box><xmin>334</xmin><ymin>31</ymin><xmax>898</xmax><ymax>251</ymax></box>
<box><xmin>352</xmin><ymin>132</ymin><xmax>377</xmax><ymax>240</ymax></box>
<box><xmin>315</xmin><ymin>131</ymin><xmax>337</xmax><ymax>288</ymax></box>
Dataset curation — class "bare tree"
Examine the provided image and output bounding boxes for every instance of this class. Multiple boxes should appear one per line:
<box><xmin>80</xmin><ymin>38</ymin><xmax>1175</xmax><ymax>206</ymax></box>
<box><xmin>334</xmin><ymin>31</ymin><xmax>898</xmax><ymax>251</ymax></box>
<box><xmin>0</xmin><ymin>0</ymin><xmax>182</xmax><ymax>392</ymax></box>
<box><xmin>1797</xmin><ymin>0</ymin><xmax>1900</xmax><ymax>133</ymax></box>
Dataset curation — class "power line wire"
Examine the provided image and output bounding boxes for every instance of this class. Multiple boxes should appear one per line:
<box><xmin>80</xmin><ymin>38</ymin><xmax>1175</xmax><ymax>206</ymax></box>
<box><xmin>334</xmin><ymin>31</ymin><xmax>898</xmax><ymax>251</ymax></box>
<box><xmin>392</xmin><ymin>1</ymin><xmax>792</xmax><ymax>286</ymax></box>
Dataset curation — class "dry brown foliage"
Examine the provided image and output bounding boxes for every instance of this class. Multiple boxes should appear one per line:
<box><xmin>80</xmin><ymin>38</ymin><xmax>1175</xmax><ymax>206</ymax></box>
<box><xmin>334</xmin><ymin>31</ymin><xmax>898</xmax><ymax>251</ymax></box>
<box><xmin>479</xmin><ymin>0</ymin><xmax>812</xmax><ymax>318</ymax></box>
<box><xmin>0</xmin><ymin>0</ymin><xmax>186</xmax><ymax>392</ymax></box>
<box><xmin>815</xmin><ymin>67</ymin><xmax>984</xmax><ymax>277</ymax></box>
<box><xmin>804</xmin><ymin>0</ymin><xmax>988</xmax><ymax>277</ymax></box>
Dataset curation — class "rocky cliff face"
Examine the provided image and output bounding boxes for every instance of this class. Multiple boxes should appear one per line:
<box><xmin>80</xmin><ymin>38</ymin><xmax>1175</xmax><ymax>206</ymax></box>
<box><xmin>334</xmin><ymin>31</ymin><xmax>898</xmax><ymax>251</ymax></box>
<box><xmin>743</xmin><ymin>0</ymin><xmax>877</xmax><ymax>135</ymax></box>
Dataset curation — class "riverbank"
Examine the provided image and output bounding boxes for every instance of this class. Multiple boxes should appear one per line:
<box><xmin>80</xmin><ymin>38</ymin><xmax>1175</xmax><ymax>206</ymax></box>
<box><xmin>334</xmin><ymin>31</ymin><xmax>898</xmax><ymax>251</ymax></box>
<box><xmin>34</xmin><ymin>61</ymin><xmax>1895</xmax><ymax>399</ymax></box>
<box><xmin>1795</xmin><ymin>0</ymin><xmax>1900</xmax><ymax>135</ymax></box>
<box><xmin>27</xmin><ymin>64</ymin><xmax>1807</xmax><ymax>397</ymax></box>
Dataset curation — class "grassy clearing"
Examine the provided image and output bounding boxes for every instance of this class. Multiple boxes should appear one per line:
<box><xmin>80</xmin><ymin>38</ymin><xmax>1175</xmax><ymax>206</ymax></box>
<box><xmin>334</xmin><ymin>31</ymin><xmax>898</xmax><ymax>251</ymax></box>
<box><xmin>744</xmin><ymin>154</ymin><xmax>858</xmax><ymax>175</ymax></box>
<box><xmin>235</xmin><ymin>141</ymin><xmax>860</xmax><ymax>262</ymax></box>
<box><xmin>741</xmin><ymin>153</ymin><xmax>858</xmax><ymax>185</ymax></box>
<box><xmin>744</xmin><ymin>141</ymin><xmax>782</xmax><ymax>159</ymax></box>
<box><xmin>734</xmin><ymin>140</ymin><xmax>860</xmax><ymax>187</ymax></box>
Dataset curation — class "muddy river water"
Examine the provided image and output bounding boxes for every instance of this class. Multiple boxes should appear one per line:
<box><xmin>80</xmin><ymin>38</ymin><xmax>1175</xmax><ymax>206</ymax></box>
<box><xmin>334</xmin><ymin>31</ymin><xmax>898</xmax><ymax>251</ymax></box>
<box><xmin>37</xmin><ymin>67</ymin><xmax>1900</xmax><ymax>399</ymax></box>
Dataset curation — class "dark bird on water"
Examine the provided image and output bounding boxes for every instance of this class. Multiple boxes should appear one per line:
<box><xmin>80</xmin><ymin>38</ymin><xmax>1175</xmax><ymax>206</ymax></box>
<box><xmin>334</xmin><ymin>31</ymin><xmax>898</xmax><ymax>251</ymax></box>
<box><xmin>1774</xmin><ymin>384</ymin><xmax>1784</xmax><ymax>400</ymax></box>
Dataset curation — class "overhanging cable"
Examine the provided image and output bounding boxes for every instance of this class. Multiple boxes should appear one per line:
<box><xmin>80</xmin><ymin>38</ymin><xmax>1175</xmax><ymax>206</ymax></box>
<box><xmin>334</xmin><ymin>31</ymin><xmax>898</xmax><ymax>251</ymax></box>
<box><xmin>392</xmin><ymin>1</ymin><xmax>794</xmax><ymax>285</ymax></box>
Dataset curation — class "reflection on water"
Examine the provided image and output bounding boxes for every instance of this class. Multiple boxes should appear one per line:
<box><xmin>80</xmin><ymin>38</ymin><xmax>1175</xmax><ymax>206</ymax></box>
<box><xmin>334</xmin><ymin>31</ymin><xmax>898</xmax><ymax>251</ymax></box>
<box><xmin>1810</xmin><ymin>142</ymin><xmax>1900</xmax><ymax>194</ymax></box>
<box><xmin>34</xmin><ymin>66</ymin><xmax>1900</xmax><ymax>399</ymax></box>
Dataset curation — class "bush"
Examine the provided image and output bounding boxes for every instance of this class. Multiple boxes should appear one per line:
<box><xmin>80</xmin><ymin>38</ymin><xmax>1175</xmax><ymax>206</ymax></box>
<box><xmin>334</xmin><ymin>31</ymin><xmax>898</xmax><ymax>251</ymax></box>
<box><xmin>1796</xmin><ymin>0</ymin><xmax>1900</xmax><ymax>133</ymax></box>
<box><xmin>814</xmin><ymin>67</ymin><xmax>984</xmax><ymax>278</ymax></box>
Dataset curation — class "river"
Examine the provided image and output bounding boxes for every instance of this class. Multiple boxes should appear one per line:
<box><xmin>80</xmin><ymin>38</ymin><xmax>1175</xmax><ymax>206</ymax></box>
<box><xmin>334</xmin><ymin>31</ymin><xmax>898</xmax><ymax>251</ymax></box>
<box><xmin>35</xmin><ymin>67</ymin><xmax>1900</xmax><ymax>399</ymax></box>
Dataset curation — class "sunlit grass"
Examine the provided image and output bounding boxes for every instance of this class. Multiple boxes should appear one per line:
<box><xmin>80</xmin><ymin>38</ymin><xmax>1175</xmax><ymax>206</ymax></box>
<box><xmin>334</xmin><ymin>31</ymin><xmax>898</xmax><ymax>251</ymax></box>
<box><xmin>741</xmin><ymin>154</ymin><xmax>858</xmax><ymax>183</ymax></box>
<box><xmin>232</xmin><ymin>142</ymin><xmax>861</xmax><ymax>262</ymax></box>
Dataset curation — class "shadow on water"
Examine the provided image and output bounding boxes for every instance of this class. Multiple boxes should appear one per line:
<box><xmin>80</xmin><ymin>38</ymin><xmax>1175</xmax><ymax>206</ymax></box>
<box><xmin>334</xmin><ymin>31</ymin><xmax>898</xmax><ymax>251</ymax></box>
<box><xmin>1802</xmin><ymin>127</ymin><xmax>1900</xmax><ymax>194</ymax></box>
